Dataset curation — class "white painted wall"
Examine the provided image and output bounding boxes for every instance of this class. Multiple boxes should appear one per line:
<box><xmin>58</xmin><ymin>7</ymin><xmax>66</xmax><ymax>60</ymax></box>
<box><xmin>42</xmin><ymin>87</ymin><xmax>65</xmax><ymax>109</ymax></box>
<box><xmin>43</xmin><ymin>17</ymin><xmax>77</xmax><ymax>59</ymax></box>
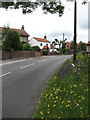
<box><xmin>29</xmin><ymin>38</ymin><xmax>50</xmax><ymax>49</ymax></box>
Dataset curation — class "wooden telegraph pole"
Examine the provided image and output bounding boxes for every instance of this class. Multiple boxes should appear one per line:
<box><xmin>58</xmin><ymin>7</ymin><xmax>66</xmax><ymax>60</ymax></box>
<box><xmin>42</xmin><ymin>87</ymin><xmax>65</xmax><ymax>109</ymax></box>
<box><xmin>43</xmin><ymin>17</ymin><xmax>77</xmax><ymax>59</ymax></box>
<box><xmin>73</xmin><ymin>0</ymin><xmax>77</xmax><ymax>61</ymax></box>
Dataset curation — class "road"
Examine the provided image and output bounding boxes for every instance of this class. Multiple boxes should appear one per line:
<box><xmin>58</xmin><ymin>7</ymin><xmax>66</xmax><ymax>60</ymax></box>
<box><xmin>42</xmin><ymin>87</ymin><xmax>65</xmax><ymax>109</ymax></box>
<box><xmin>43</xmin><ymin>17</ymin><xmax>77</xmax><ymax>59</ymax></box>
<box><xmin>2</xmin><ymin>55</ymin><xmax>71</xmax><ymax>118</ymax></box>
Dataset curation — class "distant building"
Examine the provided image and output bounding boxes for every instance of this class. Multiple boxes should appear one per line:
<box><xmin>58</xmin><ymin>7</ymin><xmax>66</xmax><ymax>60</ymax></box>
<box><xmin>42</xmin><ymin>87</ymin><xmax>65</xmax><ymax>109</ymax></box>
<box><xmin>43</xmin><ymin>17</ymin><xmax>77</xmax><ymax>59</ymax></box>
<box><xmin>0</xmin><ymin>25</ymin><xmax>29</xmax><ymax>44</ymax></box>
<box><xmin>29</xmin><ymin>36</ymin><xmax>51</xmax><ymax>50</ymax></box>
<box><xmin>50</xmin><ymin>44</ymin><xmax>57</xmax><ymax>52</ymax></box>
<box><xmin>86</xmin><ymin>41</ymin><xmax>90</xmax><ymax>56</ymax></box>
<box><xmin>66</xmin><ymin>42</ymin><xmax>71</xmax><ymax>49</ymax></box>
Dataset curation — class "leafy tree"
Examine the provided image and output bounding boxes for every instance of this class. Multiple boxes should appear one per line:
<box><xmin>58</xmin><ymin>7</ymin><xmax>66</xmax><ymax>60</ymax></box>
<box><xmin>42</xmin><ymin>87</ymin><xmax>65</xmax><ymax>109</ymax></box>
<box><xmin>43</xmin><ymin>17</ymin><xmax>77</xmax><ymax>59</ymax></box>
<box><xmin>70</xmin><ymin>41</ymin><xmax>74</xmax><ymax>49</ymax></box>
<box><xmin>1</xmin><ymin>2</ymin><xmax>64</xmax><ymax>17</ymax></box>
<box><xmin>77</xmin><ymin>41</ymin><xmax>86</xmax><ymax>51</ymax></box>
<box><xmin>2</xmin><ymin>25</ymin><xmax>10</xmax><ymax>40</ymax></box>
<box><xmin>52</xmin><ymin>38</ymin><xmax>67</xmax><ymax>50</ymax></box>
<box><xmin>3</xmin><ymin>30</ymin><xmax>22</xmax><ymax>51</ymax></box>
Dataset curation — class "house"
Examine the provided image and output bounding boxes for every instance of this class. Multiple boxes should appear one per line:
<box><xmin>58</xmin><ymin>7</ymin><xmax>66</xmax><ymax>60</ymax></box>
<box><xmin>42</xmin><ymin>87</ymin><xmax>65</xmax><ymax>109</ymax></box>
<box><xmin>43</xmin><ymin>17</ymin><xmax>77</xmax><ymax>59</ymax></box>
<box><xmin>29</xmin><ymin>36</ymin><xmax>51</xmax><ymax>50</ymax></box>
<box><xmin>66</xmin><ymin>42</ymin><xmax>71</xmax><ymax>49</ymax></box>
<box><xmin>0</xmin><ymin>25</ymin><xmax>29</xmax><ymax>44</ymax></box>
<box><xmin>86</xmin><ymin>41</ymin><xmax>90</xmax><ymax>56</ymax></box>
<box><xmin>50</xmin><ymin>44</ymin><xmax>57</xmax><ymax>52</ymax></box>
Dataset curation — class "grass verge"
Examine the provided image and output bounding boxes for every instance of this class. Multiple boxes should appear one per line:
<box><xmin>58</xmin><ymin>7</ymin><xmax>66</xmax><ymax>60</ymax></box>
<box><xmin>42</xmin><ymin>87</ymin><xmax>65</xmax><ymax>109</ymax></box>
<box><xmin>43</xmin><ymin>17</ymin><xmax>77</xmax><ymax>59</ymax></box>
<box><xmin>34</xmin><ymin>53</ymin><xmax>88</xmax><ymax>118</ymax></box>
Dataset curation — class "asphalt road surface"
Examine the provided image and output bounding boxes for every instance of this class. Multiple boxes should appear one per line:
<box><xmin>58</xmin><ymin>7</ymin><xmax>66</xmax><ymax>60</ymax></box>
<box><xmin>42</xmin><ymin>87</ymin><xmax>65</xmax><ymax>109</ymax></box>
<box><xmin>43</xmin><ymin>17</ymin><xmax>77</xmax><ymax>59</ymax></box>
<box><xmin>2</xmin><ymin>55</ymin><xmax>72</xmax><ymax>118</ymax></box>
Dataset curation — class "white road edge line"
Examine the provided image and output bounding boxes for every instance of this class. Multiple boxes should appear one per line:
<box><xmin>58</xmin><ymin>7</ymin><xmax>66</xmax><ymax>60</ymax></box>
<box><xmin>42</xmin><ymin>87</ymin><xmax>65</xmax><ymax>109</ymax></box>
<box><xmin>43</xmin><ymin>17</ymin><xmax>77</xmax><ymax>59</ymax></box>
<box><xmin>0</xmin><ymin>72</ymin><xmax>12</xmax><ymax>77</ymax></box>
<box><xmin>21</xmin><ymin>63</ymin><xmax>35</xmax><ymax>69</ymax></box>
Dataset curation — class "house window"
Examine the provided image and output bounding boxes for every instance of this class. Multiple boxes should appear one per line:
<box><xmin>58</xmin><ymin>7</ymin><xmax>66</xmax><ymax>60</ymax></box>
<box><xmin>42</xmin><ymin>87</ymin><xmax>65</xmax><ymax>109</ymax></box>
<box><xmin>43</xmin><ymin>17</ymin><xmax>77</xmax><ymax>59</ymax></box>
<box><xmin>46</xmin><ymin>44</ymin><xmax>48</xmax><ymax>46</ymax></box>
<box><xmin>40</xmin><ymin>43</ymin><xmax>42</xmax><ymax>46</ymax></box>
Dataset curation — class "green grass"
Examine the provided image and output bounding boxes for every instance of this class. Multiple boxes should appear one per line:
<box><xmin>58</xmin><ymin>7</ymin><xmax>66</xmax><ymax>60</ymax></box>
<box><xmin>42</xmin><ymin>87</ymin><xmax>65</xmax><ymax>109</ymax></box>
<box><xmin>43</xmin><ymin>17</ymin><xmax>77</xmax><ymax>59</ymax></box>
<box><xmin>34</xmin><ymin>53</ymin><xmax>88</xmax><ymax>119</ymax></box>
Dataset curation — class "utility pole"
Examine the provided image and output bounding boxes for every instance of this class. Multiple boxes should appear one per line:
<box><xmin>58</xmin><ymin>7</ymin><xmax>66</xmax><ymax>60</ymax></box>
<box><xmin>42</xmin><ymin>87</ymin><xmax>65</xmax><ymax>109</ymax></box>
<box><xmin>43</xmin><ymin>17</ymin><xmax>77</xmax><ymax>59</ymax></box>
<box><xmin>63</xmin><ymin>33</ymin><xmax>64</xmax><ymax>41</ymax></box>
<box><xmin>73</xmin><ymin>0</ymin><xmax>77</xmax><ymax>61</ymax></box>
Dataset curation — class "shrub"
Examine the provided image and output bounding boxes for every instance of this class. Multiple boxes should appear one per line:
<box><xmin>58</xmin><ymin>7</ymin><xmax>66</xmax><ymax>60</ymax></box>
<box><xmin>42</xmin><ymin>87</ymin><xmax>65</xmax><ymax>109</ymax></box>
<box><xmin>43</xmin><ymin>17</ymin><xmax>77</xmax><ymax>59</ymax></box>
<box><xmin>77</xmin><ymin>52</ymin><xmax>88</xmax><ymax>65</ymax></box>
<box><xmin>32</xmin><ymin>46</ymin><xmax>40</xmax><ymax>51</ymax></box>
<box><xmin>43</xmin><ymin>50</ymin><xmax>48</xmax><ymax>55</ymax></box>
<box><xmin>22</xmin><ymin>43</ymin><xmax>30</xmax><ymax>51</ymax></box>
<box><xmin>29</xmin><ymin>47</ymin><xmax>35</xmax><ymax>51</ymax></box>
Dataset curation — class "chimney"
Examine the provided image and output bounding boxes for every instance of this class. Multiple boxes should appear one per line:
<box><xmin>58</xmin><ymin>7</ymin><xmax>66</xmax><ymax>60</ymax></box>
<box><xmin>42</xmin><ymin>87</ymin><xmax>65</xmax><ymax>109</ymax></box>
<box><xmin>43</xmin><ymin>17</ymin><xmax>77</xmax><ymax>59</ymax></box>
<box><xmin>44</xmin><ymin>35</ymin><xmax>47</xmax><ymax>39</ymax></box>
<box><xmin>21</xmin><ymin>25</ymin><xmax>24</xmax><ymax>31</ymax></box>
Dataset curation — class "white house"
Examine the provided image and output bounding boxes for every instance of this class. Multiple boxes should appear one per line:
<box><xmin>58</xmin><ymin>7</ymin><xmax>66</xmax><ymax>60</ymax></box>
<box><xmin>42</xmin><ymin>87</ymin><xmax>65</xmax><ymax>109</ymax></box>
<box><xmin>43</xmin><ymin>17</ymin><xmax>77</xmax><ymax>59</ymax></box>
<box><xmin>29</xmin><ymin>36</ymin><xmax>51</xmax><ymax>50</ymax></box>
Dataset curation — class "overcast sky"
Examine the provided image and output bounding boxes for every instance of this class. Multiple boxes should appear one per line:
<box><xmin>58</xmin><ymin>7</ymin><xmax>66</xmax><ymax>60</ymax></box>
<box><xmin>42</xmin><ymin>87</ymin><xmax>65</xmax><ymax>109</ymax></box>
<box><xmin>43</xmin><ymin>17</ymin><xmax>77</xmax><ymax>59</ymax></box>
<box><xmin>0</xmin><ymin>0</ymin><xmax>88</xmax><ymax>43</ymax></box>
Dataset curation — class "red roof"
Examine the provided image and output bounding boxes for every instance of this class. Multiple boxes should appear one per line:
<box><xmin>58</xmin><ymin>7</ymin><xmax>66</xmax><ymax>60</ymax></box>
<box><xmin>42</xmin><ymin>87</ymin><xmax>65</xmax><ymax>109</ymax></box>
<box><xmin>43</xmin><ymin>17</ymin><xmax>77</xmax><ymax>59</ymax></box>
<box><xmin>43</xmin><ymin>46</ymin><xmax>49</xmax><ymax>50</ymax></box>
<box><xmin>34</xmin><ymin>37</ymin><xmax>50</xmax><ymax>43</ymax></box>
<box><xmin>0</xmin><ymin>27</ymin><xmax>29</xmax><ymax>37</ymax></box>
<box><xmin>87</xmin><ymin>41</ymin><xmax>90</xmax><ymax>45</ymax></box>
<box><xmin>66</xmin><ymin>42</ymin><xmax>71</xmax><ymax>45</ymax></box>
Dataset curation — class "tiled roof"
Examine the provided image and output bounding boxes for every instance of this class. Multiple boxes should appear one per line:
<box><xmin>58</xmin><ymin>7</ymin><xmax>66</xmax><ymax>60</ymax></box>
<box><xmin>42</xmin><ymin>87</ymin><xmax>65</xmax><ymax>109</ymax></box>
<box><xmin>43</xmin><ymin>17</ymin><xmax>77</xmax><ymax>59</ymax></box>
<box><xmin>87</xmin><ymin>41</ymin><xmax>90</xmax><ymax>45</ymax></box>
<box><xmin>50</xmin><ymin>45</ymin><xmax>55</xmax><ymax>49</ymax></box>
<box><xmin>66</xmin><ymin>42</ymin><xmax>71</xmax><ymax>45</ymax></box>
<box><xmin>0</xmin><ymin>27</ymin><xmax>29</xmax><ymax>37</ymax></box>
<box><xmin>34</xmin><ymin>37</ymin><xmax>50</xmax><ymax>43</ymax></box>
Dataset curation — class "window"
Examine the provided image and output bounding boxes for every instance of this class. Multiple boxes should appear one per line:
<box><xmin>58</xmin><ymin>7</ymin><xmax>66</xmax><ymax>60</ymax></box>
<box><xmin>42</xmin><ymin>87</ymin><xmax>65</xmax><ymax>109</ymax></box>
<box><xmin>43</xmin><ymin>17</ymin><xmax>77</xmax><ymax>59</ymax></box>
<box><xmin>40</xmin><ymin>43</ymin><xmax>42</xmax><ymax>46</ymax></box>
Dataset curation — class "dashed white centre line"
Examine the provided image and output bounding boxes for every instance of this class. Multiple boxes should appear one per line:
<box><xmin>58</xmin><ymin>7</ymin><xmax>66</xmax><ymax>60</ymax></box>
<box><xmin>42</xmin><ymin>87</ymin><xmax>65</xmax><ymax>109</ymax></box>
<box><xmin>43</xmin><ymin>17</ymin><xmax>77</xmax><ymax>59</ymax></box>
<box><xmin>38</xmin><ymin>60</ymin><xmax>47</xmax><ymax>63</ymax></box>
<box><xmin>21</xmin><ymin>63</ymin><xmax>35</xmax><ymax>69</ymax></box>
<box><xmin>0</xmin><ymin>72</ymin><xmax>12</xmax><ymax>77</ymax></box>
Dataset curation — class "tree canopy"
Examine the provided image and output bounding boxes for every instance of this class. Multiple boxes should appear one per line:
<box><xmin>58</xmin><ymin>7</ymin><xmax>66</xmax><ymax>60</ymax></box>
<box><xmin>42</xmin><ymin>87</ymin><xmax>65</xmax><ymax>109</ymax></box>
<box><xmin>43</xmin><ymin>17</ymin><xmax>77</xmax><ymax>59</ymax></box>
<box><xmin>3</xmin><ymin>30</ymin><xmax>22</xmax><ymax>51</ymax></box>
<box><xmin>1</xmin><ymin>1</ymin><xmax>65</xmax><ymax>17</ymax></box>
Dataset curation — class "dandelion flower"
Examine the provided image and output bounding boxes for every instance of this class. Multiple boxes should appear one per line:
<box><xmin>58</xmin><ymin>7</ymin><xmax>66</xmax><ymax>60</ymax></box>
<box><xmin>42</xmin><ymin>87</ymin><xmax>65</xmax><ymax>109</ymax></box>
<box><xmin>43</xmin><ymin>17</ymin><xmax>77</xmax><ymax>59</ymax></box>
<box><xmin>48</xmin><ymin>105</ymin><xmax>50</xmax><ymax>108</ymax></box>
<box><xmin>56</xmin><ymin>96</ymin><xmax>58</xmax><ymax>99</ymax></box>
<box><xmin>80</xmin><ymin>107</ymin><xmax>82</xmax><ymax>110</ymax></box>
<box><xmin>53</xmin><ymin>104</ymin><xmax>56</xmax><ymax>107</ymax></box>
<box><xmin>40</xmin><ymin>111</ymin><xmax>43</xmax><ymax>115</ymax></box>
<box><xmin>82</xmin><ymin>97</ymin><xmax>84</xmax><ymax>100</ymax></box>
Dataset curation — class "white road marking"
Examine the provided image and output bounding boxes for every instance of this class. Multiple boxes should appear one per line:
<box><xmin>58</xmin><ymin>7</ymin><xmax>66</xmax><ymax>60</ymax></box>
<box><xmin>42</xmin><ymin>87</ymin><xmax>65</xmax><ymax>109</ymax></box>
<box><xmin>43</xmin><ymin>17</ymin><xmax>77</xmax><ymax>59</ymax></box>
<box><xmin>21</xmin><ymin>63</ymin><xmax>35</xmax><ymax>69</ymax></box>
<box><xmin>38</xmin><ymin>60</ymin><xmax>47</xmax><ymax>63</ymax></box>
<box><xmin>2</xmin><ymin>58</ymin><xmax>33</xmax><ymax>66</ymax></box>
<box><xmin>0</xmin><ymin>72</ymin><xmax>11</xmax><ymax>77</ymax></box>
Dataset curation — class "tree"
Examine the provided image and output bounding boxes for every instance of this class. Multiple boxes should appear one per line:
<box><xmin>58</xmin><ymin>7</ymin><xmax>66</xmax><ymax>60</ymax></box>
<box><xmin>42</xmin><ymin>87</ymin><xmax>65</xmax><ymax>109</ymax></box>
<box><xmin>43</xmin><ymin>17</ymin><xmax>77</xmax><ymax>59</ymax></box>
<box><xmin>52</xmin><ymin>38</ymin><xmax>67</xmax><ymax>50</ymax></box>
<box><xmin>2</xmin><ymin>25</ymin><xmax>10</xmax><ymax>40</ymax></box>
<box><xmin>3</xmin><ymin>30</ymin><xmax>22</xmax><ymax>51</ymax></box>
<box><xmin>1</xmin><ymin>2</ymin><xmax>64</xmax><ymax>17</ymax></box>
<box><xmin>77</xmin><ymin>41</ymin><xmax>86</xmax><ymax>52</ymax></box>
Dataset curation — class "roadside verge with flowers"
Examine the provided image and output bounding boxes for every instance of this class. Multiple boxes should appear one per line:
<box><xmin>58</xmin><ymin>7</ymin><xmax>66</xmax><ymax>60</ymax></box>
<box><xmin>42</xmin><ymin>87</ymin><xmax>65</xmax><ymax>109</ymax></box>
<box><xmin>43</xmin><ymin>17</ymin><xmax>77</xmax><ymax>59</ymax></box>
<box><xmin>34</xmin><ymin>52</ymin><xmax>89</xmax><ymax>118</ymax></box>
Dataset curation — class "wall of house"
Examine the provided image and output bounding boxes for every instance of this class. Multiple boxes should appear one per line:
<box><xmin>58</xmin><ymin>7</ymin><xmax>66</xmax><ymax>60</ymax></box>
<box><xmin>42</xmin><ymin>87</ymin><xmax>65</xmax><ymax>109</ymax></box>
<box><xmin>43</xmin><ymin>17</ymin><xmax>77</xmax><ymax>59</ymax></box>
<box><xmin>20</xmin><ymin>36</ymin><xmax>28</xmax><ymax>43</ymax></box>
<box><xmin>86</xmin><ymin>46</ymin><xmax>90</xmax><ymax>52</ymax></box>
<box><xmin>29</xmin><ymin>38</ymin><xmax>50</xmax><ymax>49</ymax></box>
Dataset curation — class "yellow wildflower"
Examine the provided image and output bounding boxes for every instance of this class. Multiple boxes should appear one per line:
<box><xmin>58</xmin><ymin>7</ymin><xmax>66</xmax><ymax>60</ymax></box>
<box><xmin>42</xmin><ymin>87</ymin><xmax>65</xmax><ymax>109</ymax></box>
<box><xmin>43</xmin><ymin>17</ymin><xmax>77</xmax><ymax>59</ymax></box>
<box><xmin>74</xmin><ymin>84</ymin><xmax>77</xmax><ymax>87</ymax></box>
<box><xmin>54</xmin><ymin>101</ymin><xmax>57</xmax><ymax>103</ymax></box>
<box><xmin>48</xmin><ymin>105</ymin><xmax>50</xmax><ymax>108</ymax></box>
<box><xmin>80</xmin><ymin>107</ymin><xmax>82</xmax><ymax>110</ymax></box>
<box><xmin>68</xmin><ymin>101</ymin><xmax>71</xmax><ymax>103</ymax></box>
<box><xmin>53</xmin><ymin>104</ymin><xmax>56</xmax><ymax>107</ymax></box>
<box><xmin>40</xmin><ymin>111</ymin><xmax>43</xmax><ymax>115</ymax></box>
<box><xmin>79</xmin><ymin>100</ymin><xmax>81</xmax><ymax>102</ymax></box>
<box><xmin>66</xmin><ymin>105</ymin><xmax>68</xmax><ymax>107</ymax></box>
<box><xmin>82</xmin><ymin>97</ymin><xmax>84</xmax><ymax>100</ymax></box>
<box><xmin>56</xmin><ymin>96</ymin><xmax>58</xmax><ymax>99</ymax></box>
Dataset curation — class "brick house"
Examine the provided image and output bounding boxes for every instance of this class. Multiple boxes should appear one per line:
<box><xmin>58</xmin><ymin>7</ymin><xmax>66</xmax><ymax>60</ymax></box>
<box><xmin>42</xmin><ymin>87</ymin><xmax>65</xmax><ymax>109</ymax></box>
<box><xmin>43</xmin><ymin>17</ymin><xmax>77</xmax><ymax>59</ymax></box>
<box><xmin>86</xmin><ymin>41</ymin><xmax>90</xmax><ymax>56</ymax></box>
<box><xmin>0</xmin><ymin>25</ymin><xmax>29</xmax><ymax>44</ymax></box>
<box><xmin>66</xmin><ymin>42</ymin><xmax>71</xmax><ymax>49</ymax></box>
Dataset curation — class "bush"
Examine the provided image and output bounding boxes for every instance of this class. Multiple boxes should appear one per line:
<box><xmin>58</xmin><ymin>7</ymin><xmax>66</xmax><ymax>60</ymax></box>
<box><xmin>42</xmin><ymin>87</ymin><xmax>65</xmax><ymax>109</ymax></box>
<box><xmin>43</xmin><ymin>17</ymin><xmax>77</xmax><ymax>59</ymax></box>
<box><xmin>29</xmin><ymin>47</ymin><xmax>35</xmax><ymax>51</ymax></box>
<box><xmin>77</xmin><ymin>52</ymin><xmax>88</xmax><ymax>65</ymax></box>
<box><xmin>43</xmin><ymin>50</ymin><xmax>48</xmax><ymax>55</ymax></box>
<box><xmin>32</xmin><ymin>46</ymin><xmax>40</xmax><ymax>51</ymax></box>
<box><xmin>22</xmin><ymin>43</ymin><xmax>30</xmax><ymax>51</ymax></box>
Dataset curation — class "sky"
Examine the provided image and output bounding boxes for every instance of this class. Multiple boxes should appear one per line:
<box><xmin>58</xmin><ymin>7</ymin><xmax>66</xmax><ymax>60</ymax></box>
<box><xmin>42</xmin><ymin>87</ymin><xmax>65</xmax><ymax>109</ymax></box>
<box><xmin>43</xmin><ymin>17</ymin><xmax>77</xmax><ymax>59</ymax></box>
<box><xmin>0</xmin><ymin>0</ymin><xmax>88</xmax><ymax>43</ymax></box>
